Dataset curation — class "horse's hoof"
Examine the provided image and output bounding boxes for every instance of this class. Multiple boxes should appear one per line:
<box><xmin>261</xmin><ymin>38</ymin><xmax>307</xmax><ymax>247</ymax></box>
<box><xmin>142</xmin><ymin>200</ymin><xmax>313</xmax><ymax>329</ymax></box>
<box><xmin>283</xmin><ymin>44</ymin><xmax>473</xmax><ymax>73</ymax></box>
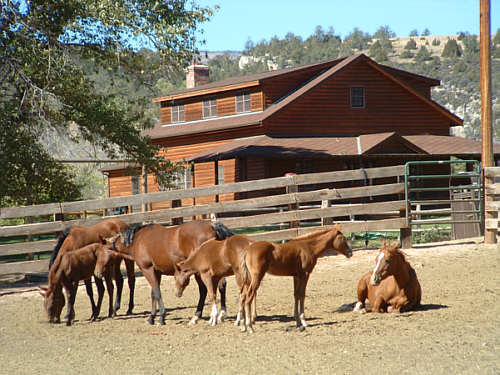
<box><xmin>126</xmin><ymin>309</ymin><xmax>133</xmax><ymax>316</ymax></box>
<box><xmin>298</xmin><ymin>326</ymin><xmax>306</xmax><ymax>332</ymax></box>
<box><xmin>188</xmin><ymin>316</ymin><xmax>199</xmax><ymax>325</ymax></box>
<box><xmin>66</xmin><ymin>321</ymin><xmax>72</xmax><ymax>327</ymax></box>
<box><xmin>147</xmin><ymin>317</ymin><xmax>155</xmax><ymax>325</ymax></box>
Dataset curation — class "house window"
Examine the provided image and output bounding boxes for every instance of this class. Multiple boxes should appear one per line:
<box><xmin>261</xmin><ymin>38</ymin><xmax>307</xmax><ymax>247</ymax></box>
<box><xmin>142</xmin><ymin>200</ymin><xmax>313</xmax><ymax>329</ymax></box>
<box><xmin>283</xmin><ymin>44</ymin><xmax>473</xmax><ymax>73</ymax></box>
<box><xmin>174</xmin><ymin>168</ymin><xmax>192</xmax><ymax>190</ymax></box>
<box><xmin>217</xmin><ymin>165</ymin><xmax>225</xmax><ymax>185</ymax></box>
<box><xmin>350</xmin><ymin>87</ymin><xmax>365</xmax><ymax>108</ymax></box>
<box><xmin>171</xmin><ymin>104</ymin><xmax>185</xmax><ymax>122</ymax></box>
<box><xmin>203</xmin><ymin>99</ymin><xmax>217</xmax><ymax>118</ymax></box>
<box><xmin>131</xmin><ymin>176</ymin><xmax>140</xmax><ymax>195</ymax></box>
<box><xmin>236</xmin><ymin>92</ymin><xmax>251</xmax><ymax>113</ymax></box>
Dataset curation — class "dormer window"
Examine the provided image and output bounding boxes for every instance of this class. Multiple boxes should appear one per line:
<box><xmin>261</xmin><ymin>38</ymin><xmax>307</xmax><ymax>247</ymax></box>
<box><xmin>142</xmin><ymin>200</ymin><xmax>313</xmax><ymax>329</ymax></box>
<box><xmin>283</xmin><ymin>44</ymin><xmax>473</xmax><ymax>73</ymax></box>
<box><xmin>350</xmin><ymin>87</ymin><xmax>365</xmax><ymax>108</ymax></box>
<box><xmin>203</xmin><ymin>98</ymin><xmax>217</xmax><ymax>118</ymax></box>
<box><xmin>236</xmin><ymin>92</ymin><xmax>251</xmax><ymax>113</ymax></box>
<box><xmin>171</xmin><ymin>104</ymin><xmax>185</xmax><ymax>122</ymax></box>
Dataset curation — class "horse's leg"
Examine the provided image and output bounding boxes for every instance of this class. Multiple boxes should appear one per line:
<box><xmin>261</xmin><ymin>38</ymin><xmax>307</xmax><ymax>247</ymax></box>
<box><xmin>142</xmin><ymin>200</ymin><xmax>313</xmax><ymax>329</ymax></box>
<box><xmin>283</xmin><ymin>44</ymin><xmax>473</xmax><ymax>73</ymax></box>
<box><xmin>93</xmin><ymin>277</ymin><xmax>105</xmax><ymax>321</ymax></box>
<box><xmin>234</xmin><ymin>273</ymin><xmax>245</xmax><ymax>327</ymax></box>
<box><xmin>83</xmin><ymin>279</ymin><xmax>97</xmax><ymax>320</ymax></box>
<box><xmin>65</xmin><ymin>282</ymin><xmax>77</xmax><ymax>326</ymax></box>
<box><xmin>297</xmin><ymin>273</ymin><xmax>310</xmax><ymax>330</ymax></box>
<box><xmin>293</xmin><ymin>276</ymin><xmax>301</xmax><ymax>328</ymax></box>
<box><xmin>112</xmin><ymin>259</ymin><xmax>124</xmax><ymax>316</ymax></box>
<box><xmin>189</xmin><ymin>274</ymin><xmax>208</xmax><ymax>325</ymax></box>
<box><xmin>372</xmin><ymin>296</ymin><xmax>387</xmax><ymax>313</ymax></box>
<box><xmin>104</xmin><ymin>274</ymin><xmax>115</xmax><ymax>318</ymax></box>
<box><xmin>124</xmin><ymin>259</ymin><xmax>136</xmax><ymax>315</ymax></box>
<box><xmin>141</xmin><ymin>268</ymin><xmax>164</xmax><ymax>325</ymax></box>
<box><xmin>217</xmin><ymin>277</ymin><xmax>227</xmax><ymax>323</ymax></box>
<box><xmin>202</xmin><ymin>275</ymin><xmax>220</xmax><ymax>326</ymax></box>
<box><xmin>354</xmin><ymin>276</ymin><xmax>369</xmax><ymax>314</ymax></box>
<box><xmin>243</xmin><ymin>270</ymin><xmax>265</xmax><ymax>334</ymax></box>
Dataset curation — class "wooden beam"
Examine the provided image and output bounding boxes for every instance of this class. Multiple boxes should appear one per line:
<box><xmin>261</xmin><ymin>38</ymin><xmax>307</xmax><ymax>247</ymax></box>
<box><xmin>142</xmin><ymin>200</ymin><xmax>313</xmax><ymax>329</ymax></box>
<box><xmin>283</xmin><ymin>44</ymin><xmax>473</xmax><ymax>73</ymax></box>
<box><xmin>480</xmin><ymin>0</ymin><xmax>496</xmax><ymax>244</ymax></box>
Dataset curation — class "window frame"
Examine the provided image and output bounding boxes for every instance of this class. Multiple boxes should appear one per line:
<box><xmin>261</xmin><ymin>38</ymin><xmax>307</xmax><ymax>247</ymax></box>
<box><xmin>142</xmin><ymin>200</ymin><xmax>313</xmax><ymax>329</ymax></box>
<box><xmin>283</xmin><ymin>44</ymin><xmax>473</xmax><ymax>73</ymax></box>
<box><xmin>235</xmin><ymin>92</ymin><xmax>251</xmax><ymax>113</ymax></box>
<box><xmin>171</xmin><ymin>104</ymin><xmax>185</xmax><ymax>122</ymax></box>
<box><xmin>350</xmin><ymin>86</ymin><xmax>366</xmax><ymax>109</ymax></box>
<box><xmin>203</xmin><ymin>98</ymin><xmax>217</xmax><ymax>118</ymax></box>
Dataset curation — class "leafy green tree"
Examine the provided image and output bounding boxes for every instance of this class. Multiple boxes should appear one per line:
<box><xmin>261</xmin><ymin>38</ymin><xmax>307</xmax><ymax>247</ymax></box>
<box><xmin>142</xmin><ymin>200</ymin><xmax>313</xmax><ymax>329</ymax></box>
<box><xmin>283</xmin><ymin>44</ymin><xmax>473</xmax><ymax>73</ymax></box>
<box><xmin>409</xmin><ymin>29</ymin><xmax>419</xmax><ymax>37</ymax></box>
<box><xmin>441</xmin><ymin>39</ymin><xmax>462</xmax><ymax>58</ymax></box>
<box><xmin>0</xmin><ymin>0</ymin><xmax>214</xmax><ymax>206</ymax></box>
<box><xmin>493</xmin><ymin>28</ymin><xmax>500</xmax><ymax>45</ymax></box>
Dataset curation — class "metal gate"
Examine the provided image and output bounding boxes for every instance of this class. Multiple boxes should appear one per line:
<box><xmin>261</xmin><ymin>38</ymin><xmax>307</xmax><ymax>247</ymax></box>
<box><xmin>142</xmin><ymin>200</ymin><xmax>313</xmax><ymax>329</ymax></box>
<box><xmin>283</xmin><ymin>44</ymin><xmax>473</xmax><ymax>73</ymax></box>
<box><xmin>404</xmin><ymin>160</ymin><xmax>482</xmax><ymax>240</ymax></box>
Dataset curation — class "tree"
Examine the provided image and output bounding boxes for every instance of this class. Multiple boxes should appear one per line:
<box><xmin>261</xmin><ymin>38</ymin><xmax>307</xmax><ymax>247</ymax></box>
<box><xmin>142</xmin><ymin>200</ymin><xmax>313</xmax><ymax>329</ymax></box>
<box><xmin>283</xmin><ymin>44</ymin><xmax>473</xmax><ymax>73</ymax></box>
<box><xmin>441</xmin><ymin>39</ymin><xmax>463</xmax><ymax>58</ymax></box>
<box><xmin>0</xmin><ymin>0</ymin><xmax>214</xmax><ymax>206</ymax></box>
<box><xmin>343</xmin><ymin>27</ymin><xmax>371</xmax><ymax>50</ymax></box>
<box><xmin>373</xmin><ymin>25</ymin><xmax>396</xmax><ymax>40</ymax></box>
<box><xmin>422</xmin><ymin>28</ymin><xmax>431</xmax><ymax>36</ymax></box>
<box><xmin>404</xmin><ymin>39</ymin><xmax>418</xmax><ymax>50</ymax></box>
<box><xmin>415</xmin><ymin>46</ymin><xmax>432</xmax><ymax>62</ymax></box>
<box><xmin>409</xmin><ymin>29</ymin><xmax>419</xmax><ymax>37</ymax></box>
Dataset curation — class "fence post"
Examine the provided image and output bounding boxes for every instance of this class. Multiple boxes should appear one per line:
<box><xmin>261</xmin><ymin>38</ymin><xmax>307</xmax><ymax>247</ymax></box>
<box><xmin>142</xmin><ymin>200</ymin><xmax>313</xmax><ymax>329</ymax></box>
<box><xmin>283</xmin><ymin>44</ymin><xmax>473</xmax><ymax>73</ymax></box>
<box><xmin>321</xmin><ymin>199</ymin><xmax>332</xmax><ymax>226</ymax></box>
<box><xmin>172</xmin><ymin>199</ymin><xmax>183</xmax><ymax>225</ymax></box>
<box><xmin>285</xmin><ymin>173</ymin><xmax>299</xmax><ymax>229</ymax></box>
<box><xmin>400</xmin><ymin>209</ymin><xmax>412</xmax><ymax>248</ymax></box>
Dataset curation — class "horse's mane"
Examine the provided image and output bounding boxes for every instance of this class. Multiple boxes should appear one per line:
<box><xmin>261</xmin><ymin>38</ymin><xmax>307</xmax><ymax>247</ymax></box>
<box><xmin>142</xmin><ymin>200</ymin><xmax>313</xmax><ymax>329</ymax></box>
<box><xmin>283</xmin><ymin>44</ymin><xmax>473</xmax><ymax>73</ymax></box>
<box><xmin>385</xmin><ymin>243</ymin><xmax>407</xmax><ymax>262</ymax></box>
<box><xmin>121</xmin><ymin>224</ymin><xmax>152</xmax><ymax>247</ymax></box>
<box><xmin>291</xmin><ymin>228</ymin><xmax>332</xmax><ymax>241</ymax></box>
<box><xmin>48</xmin><ymin>227</ymin><xmax>71</xmax><ymax>270</ymax></box>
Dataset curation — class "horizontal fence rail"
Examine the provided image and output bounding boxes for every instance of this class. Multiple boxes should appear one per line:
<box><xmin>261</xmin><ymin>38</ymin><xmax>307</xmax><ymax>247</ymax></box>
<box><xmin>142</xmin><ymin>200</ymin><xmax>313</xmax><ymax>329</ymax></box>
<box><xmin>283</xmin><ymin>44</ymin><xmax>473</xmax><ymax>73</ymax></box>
<box><xmin>1</xmin><ymin>165</ymin><xmax>409</xmax><ymax>275</ymax></box>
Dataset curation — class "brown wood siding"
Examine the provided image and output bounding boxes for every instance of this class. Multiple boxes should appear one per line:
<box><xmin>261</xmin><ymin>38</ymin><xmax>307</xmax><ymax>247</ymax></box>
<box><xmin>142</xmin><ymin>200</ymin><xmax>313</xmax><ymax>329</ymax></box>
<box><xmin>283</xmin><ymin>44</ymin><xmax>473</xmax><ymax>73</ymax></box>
<box><xmin>265</xmin><ymin>60</ymin><xmax>451</xmax><ymax>137</ymax></box>
<box><xmin>158</xmin><ymin>87</ymin><xmax>264</xmax><ymax>125</ymax></box>
<box><xmin>108</xmin><ymin>174</ymin><xmax>134</xmax><ymax>197</ymax></box>
<box><xmin>261</xmin><ymin>66</ymin><xmax>333</xmax><ymax>107</ymax></box>
<box><xmin>218</xmin><ymin>159</ymin><xmax>236</xmax><ymax>202</ymax></box>
<box><xmin>194</xmin><ymin>162</ymin><xmax>216</xmax><ymax>205</ymax></box>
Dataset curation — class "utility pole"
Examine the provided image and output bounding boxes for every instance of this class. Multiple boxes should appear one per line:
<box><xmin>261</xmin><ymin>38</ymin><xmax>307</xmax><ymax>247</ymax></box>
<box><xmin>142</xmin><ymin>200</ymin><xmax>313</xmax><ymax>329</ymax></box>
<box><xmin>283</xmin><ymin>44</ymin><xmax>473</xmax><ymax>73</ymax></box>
<box><xmin>480</xmin><ymin>0</ymin><xmax>496</xmax><ymax>243</ymax></box>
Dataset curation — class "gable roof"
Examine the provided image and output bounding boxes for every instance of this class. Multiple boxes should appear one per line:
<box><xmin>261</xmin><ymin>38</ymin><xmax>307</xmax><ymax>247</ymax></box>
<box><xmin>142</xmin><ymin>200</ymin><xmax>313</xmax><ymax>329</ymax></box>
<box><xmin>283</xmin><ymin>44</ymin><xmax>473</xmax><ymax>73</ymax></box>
<box><xmin>145</xmin><ymin>54</ymin><xmax>462</xmax><ymax>141</ymax></box>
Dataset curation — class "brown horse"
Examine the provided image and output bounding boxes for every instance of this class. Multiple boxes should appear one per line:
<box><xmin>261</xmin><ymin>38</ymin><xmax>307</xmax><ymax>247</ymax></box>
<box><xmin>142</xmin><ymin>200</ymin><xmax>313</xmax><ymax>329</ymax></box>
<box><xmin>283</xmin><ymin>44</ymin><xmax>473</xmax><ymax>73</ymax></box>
<box><xmin>41</xmin><ymin>243</ymin><xmax>115</xmax><ymax>326</ymax></box>
<box><xmin>48</xmin><ymin>219</ymin><xmax>135</xmax><ymax>319</ymax></box>
<box><xmin>173</xmin><ymin>234</ymin><xmax>257</xmax><ymax>326</ymax></box>
<box><xmin>95</xmin><ymin>220</ymin><xmax>234</xmax><ymax>325</ymax></box>
<box><xmin>354</xmin><ymin>241</ymin><xmax>422</xmax><ymax>313</ymax></box>
<box><xmin>240</xmin><ymin>224</ymin><xmax>353</xmax><ymax>333</ymax></box>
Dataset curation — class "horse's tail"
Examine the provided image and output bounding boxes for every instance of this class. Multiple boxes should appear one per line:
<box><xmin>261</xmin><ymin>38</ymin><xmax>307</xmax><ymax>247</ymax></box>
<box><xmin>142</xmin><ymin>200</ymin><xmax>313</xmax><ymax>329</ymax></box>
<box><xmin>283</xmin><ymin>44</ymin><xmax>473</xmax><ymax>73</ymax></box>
<box><xmin>49</xmin><ymin>228</ymin><xmax>71</xmax><ymax>270</ymax></box>
<box><xmin>239</xmin><ymin>250</ymin><xmax>251</xmax><ymax>294</ymax></box>
<box><xmin>212</xmin><ymin>221</ymin><xmax>234</xmax><ymax>240</ymax></box>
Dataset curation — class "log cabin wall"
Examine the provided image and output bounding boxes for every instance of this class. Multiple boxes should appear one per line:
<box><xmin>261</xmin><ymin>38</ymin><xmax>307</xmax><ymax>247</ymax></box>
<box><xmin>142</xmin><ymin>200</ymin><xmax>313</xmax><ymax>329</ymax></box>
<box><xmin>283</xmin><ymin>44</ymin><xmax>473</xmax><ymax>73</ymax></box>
<box><xmin>265</xmin><ymin>60</ymin><xmax>451</xmax><ymax>137</ymax></box>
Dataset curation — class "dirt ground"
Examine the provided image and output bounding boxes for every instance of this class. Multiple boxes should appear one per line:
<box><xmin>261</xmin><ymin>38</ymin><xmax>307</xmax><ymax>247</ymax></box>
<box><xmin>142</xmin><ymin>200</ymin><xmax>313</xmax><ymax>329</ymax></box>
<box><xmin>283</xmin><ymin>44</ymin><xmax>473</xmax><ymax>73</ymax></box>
<box><xmin>0</xmin><ymin>238</ymin><xmax>498</xmax><ymax>375</ymax></box>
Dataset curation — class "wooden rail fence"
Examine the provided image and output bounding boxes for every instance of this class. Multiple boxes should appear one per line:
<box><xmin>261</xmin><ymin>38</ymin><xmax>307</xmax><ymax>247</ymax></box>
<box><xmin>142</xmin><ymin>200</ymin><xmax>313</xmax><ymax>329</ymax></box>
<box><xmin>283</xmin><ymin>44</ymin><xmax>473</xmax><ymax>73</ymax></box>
<box><xmin>483</xmin><ymin>167</ymin><xmax>500</xmax><ymax>240</ymax></box>
<box><xmin>0</xmin><ymin>165</ymin><xmax>409</xmax><ymax>276</ymax></box>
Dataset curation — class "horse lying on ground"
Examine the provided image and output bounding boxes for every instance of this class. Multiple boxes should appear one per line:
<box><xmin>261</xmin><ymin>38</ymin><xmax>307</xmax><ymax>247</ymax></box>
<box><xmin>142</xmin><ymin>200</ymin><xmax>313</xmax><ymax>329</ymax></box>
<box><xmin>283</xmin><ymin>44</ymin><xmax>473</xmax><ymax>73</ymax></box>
<box><xmin>40</xmin><ymin>243</ymin><xmax>114</xmax><ymax>326</ymax></box>
<box><xmin>240</xmin><ymin>224</ymin><xmax>353</xmax><ymax>333</ymax></box>
<box><xmin>48</xmin><ymin>219</ymin><xmax>135</xmax><ymax>319</ymax></box>
<box><xmin>95</xmin><ymin>220</ymin><xmax>234</xmax><ymax>325</ymax></box>
<box><xmin>173</xmin><ymin>234</ymin><xmax>257</xmax><ymax>326</ymax></box>
<box><xmin>354</xmin><ymin>240</ymin><xmax>421</xmax><ymax>313</ymax></box>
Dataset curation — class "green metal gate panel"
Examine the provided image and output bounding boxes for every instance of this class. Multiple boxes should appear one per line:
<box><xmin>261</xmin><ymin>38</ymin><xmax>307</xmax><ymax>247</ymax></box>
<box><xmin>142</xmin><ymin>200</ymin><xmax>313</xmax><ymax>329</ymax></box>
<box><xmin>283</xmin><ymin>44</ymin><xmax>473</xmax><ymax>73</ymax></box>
<box><xmin>404</xmin><ymin>160</ymin><xmax>482</xmax><ymax>238</ymax></box>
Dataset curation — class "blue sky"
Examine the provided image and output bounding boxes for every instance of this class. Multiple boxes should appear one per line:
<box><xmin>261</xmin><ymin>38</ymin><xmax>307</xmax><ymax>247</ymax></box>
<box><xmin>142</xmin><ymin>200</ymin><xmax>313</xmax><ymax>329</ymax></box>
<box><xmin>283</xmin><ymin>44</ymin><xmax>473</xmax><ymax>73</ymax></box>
<box><xmin>195</xmin><ymin>0</ymin><xmax>500</xmax><ymax>51</ymax></box>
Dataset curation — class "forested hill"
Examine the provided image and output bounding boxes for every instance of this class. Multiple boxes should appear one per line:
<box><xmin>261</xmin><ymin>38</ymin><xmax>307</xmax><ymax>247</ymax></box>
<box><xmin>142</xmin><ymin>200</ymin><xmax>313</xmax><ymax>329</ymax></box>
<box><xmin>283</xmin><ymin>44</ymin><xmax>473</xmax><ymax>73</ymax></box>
<box><xmin>187</xmin><ymin>27</ymin><xmax>499</xmax><ymax>141</ymax></box>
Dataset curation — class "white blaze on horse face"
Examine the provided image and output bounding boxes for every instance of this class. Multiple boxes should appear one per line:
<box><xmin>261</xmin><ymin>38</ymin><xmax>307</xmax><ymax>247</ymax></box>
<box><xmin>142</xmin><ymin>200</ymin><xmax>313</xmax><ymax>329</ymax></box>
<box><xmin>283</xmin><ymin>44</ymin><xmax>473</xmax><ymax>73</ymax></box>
<box><xmin>370</xmin><ymin>252</ymin><xmax>385</xmax><ymax>284</ymax></box>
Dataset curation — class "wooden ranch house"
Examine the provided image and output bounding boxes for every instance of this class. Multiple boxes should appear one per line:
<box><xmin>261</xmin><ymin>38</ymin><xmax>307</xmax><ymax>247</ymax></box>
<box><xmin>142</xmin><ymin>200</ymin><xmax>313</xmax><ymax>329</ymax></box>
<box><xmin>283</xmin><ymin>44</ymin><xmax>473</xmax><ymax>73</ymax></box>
<box><xmin>102</xmin><ymin>53</ymin><xmax>497</xmax><ymax>208</ymax></box>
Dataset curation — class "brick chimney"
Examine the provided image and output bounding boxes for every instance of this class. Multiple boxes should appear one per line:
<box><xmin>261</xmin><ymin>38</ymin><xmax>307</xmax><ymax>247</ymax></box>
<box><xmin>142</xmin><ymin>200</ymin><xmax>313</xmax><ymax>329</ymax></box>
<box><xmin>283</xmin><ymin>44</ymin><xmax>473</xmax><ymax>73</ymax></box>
<box><xmin>185</xmin><ymin>64</ymin><xmax>210</xmax><ymax>89</ymax></box>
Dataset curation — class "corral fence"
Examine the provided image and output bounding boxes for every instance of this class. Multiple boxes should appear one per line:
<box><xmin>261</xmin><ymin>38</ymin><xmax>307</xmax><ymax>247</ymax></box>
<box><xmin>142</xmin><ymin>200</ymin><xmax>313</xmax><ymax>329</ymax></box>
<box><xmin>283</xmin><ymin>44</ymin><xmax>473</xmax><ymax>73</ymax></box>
<box><xmin>1</xmin><ymin>163</ymin><xmax>497</xmax><ymax>277</ymax></box>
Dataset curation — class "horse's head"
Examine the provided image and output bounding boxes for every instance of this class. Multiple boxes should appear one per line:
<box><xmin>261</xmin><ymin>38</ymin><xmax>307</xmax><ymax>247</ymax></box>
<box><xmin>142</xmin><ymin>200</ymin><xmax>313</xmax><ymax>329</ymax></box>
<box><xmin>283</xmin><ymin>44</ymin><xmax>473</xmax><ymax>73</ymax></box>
<box><xmin>331</xmin><ymin>224</ymin><xmax>353</xmax><ymax>258</ymax></box>
<box><xmin>94</xmin><ymin>234</ymin><xmax>123</xmax><ymax>279</ymax></box>
<box><xmin>173</xmin><ymin>260</ymin><xmax>195</xmax><ymax>298</ymax></box>
<box><xmin>40</xmin><ymin>285</ymin><xmax>65</xmax><ymax>323</ymax></box>
<box><xmin>370</xmin><ymin>240</ymin><xmax>402</xmax><ymax>285</ymax></box>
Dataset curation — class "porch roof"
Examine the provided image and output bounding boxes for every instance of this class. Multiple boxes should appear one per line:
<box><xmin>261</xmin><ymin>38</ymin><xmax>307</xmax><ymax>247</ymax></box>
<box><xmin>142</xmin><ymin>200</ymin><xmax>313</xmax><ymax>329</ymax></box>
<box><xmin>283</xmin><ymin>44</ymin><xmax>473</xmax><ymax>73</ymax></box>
<box><xmin>188</xmin><ymin>133</ymin><xmax>500</xmax><ymax>163</ymax></box>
